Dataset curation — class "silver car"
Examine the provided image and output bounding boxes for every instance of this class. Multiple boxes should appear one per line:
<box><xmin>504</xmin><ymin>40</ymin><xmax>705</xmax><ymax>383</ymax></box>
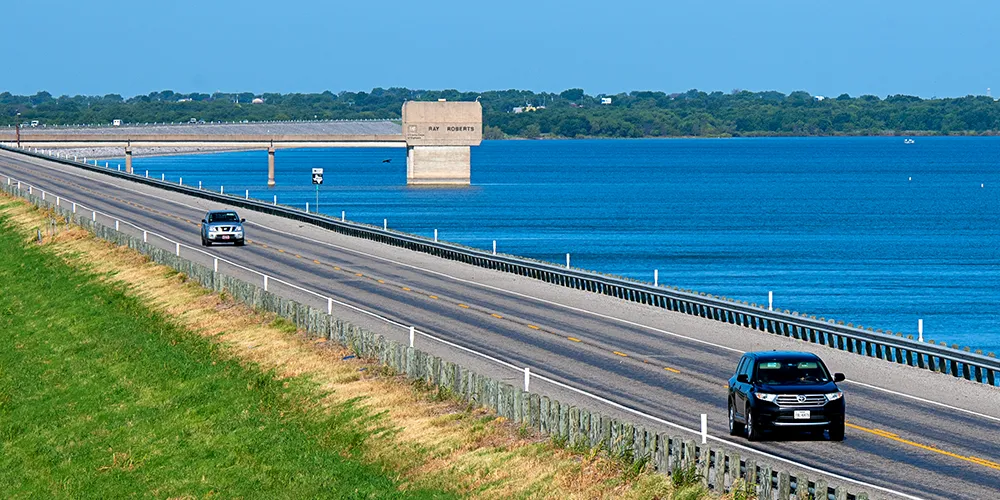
<box><xmin>201</xmin><ymin>210</ymin><xmax>245</xmax><ymax>246</ymax></box>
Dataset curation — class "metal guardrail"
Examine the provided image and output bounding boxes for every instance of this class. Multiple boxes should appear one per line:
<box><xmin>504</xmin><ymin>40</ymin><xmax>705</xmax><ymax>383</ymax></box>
<box><xmin>3</xmin><ymin>143</ymin><xmax>998</xmax><ymax>389</ymax></box>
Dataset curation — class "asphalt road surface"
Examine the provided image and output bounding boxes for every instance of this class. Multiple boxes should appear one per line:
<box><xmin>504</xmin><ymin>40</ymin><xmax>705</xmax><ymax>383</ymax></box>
<box><xmin>2</xmin><ymin>149</ymin><xmax>998</xmax><ymax>500</ymax></box>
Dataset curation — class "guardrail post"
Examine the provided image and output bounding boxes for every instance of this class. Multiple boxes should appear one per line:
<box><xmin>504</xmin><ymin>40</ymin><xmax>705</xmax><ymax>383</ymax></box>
<box><xmin>383</xmin><ymin>218</ymin><xmax>387</xmax><ymax>230</ymax></box>
<box><xmin>199</xmin><ymin>180</ymin><xmax>202</xmax><ymax>189</ymax></box>
<box><xmin>28</xmin><ymin>186</ymin><xmax>31</xmax><ymax>194</ymax></box>
<box><xmin>918</xmin><ymin>319</ymin><xmax>923</xmax><ymax>342</ymax></box>
<box><xmin>654</xmin><ymin>269</ymin><xmax>658</xmax><ymax>286</ymax></box>
<box><xmin>493</xmin><ymin>240</ymin><xmax>497</xmax><ymax>255</ymax></box>
<box><xmin>161</xmin><ymin>173</ymin><xmax>165</xmax><ymax>181</ymax></box>
<box><xmin>273</xmin><ymin>194</ymin><xmax>277</xmax><ymax>205</ymax></box>
<box><xmin>221</xmin><ymin>185</ymin><xmax>225</xmax><ymax>194</ymax></box>
<box><xmin>327</xmin><ymin>297</ymin><xmax>333</xmax><ymax>315</ymax></box>
<box><xmin>115</xmin><ymin>220</ymin><xmax>119</xmax><ymax>231</ymax></box>
<box><xmin>175</xmin><ymin>242</ymin><xmax>180</xmax><ymax>256</ymax></box>
<box><xmin>409</xmin><ymin>326</ymin><xmax>415</xmax><ymax>348</ymax></box>
<box><xmin>341</xmin><ymin>210</ymin><xmax>345</xmax><ymax>222</ymax></box>
<box><xmin>72</xmin><ymin>202</ymin><xmax>76</xmax><ymax>213</ymax></box>
<box><xmin>92</xmin><ymin>210</ymin><xmax>96</xmax><ymax>222</ymax></box>
<box><xmin>213</xmin><ymin>258</ymin><xmax>218</xmax><ymax>273</ymax></box>
<box><xmin>245</xmin><ymin>189</ymin><xmax>249</xmax><ymax>199</ymax></box>
<box><xmin>105</xmin><ymin>162</ymin><xmax>109</xmax><ymax>168</ymax></box>
<box><xmin>524</xmin><ymin>367</ymin><xmax>530</xmax><ymax>392</ymax></box>
<box><xmin>306</xmin><ymin>202</ymin><xmax>309</xmax><ymax>212</ymax></box>
<box><xmin>434</xmin><ymin>229</ymin><xmax>438</xmax><ymax>242</ymax></box>
<box><xmin>56</xmin><ymin>196</ymin><xmax>59</xmax><ymax>206</ymax></box>
<box><xmin>143</xmin><ymin>230</ymin><xmax>147</xmax><ymax>243</ymax></box>
<box><xmin>145</xmin><ymin>170</ymin><xmax>149</xmax><ymax>178</ymax></box>
<box><xmin>263</xmin><ymin>275</ymin><xmax>269</xmax><ymax>291</ymax></box>
<box><xmin>566</xmin><ymin>253</ymin><xmax>570</xmax><ymax>269</ymax></box>
<box><xmin>769</xmin><ymin>291</ymin><xmax>773</xmax><ymax>311</ymax></box>
<box><xmin>179</xmin><ymin>177</ymin><xmax>183</xmax><ymax>186</ymax></box>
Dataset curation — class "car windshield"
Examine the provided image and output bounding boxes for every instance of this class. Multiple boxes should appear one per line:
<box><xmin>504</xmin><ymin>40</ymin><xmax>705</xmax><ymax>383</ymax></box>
<box><xmin>208</xmin><ymin>212</ymin><xmax>240</xmax><ymax>223</ymax></box>
<box><xmin>755</xmin><ymin>359</ymin><xmax>830</xmax><ymax>385</ymax></box>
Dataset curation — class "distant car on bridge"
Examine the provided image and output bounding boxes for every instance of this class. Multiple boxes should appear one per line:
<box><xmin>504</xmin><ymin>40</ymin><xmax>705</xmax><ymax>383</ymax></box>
<box><xmin>201</xmin><ymin>210</ymin><xmax>245</xmax><ymax>247</ymax></box>
<box><xmin>728</xmin><ymin>351</ymin><xmax>845</xmax><ymax>441</ymax></box>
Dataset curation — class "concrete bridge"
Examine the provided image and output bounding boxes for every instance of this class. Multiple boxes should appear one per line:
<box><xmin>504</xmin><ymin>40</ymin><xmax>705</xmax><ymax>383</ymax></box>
<box><xmin>0</xmin><ymin>100</ymin><xmax>481</xmax><ymax>186</ymax></box>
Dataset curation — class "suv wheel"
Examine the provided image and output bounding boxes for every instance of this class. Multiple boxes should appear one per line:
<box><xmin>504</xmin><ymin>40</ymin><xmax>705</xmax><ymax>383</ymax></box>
<box><xmin>745</xmin><ymin>407</ymin><xmax>761</xmax><ymax>441</ymax></box>
<box><xmin>728</xmin><ymin>401</ymin><xmax>743</xmax><ymax>436</ymax></box>
<box><xmin>829</xmin><ymin>417</ymin><xmax>845</xmax><ymax>441</ymax></box>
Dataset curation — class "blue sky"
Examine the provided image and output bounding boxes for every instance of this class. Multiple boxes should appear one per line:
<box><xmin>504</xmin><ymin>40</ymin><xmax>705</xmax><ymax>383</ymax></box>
<box><xmin>4</xmin><ymin>0</ymin><xmax>996</xmax><ymax>98</ymax></box>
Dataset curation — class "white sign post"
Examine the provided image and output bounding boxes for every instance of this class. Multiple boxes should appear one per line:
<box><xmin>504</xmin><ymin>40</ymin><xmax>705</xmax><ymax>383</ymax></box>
<box><xmin>311</xmin><ymin>168</ymin><xmax>323</xmax><ymax>213</ymax></box>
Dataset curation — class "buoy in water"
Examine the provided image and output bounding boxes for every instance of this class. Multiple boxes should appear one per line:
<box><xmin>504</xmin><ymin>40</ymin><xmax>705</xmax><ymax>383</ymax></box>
<box><xmin>908</xmin><ymin>177</ymin><xmax>912</xmax><ymax>181</ymax></box>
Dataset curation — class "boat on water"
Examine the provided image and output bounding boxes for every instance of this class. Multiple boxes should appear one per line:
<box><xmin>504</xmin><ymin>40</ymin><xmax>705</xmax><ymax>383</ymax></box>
<box><xmin>903</xmin><ymin>138</ymin><xmax>915</xmax><ymax>144</ymax></box>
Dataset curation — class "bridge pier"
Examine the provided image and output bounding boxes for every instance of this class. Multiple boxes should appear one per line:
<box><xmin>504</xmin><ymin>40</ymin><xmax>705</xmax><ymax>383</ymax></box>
<box><xmin>125</xmin><ymin>147</ymin><xmax>133</xmax><ymax>174</ymax></box>
<box><xmin>267</xmin><ymin>146</ymin><xmax>276</xmax><ymax>187</ymax></box>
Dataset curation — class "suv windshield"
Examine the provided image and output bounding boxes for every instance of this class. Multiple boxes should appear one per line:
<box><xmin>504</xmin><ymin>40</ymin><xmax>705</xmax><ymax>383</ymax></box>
<box><xmin>208</xmin><ymin>212</ymin><xmax>240</xmax><ymax>223</ymax></box>
<box><xmin>755</xmin><ymin>359</ymin><xmax>830</xmax><ymax>385</ymax></box>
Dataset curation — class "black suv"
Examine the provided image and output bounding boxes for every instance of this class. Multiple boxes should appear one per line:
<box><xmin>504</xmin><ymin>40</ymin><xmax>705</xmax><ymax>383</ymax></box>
<box><xmin>728</xmin><ymin>351</ymin><xmax>845</xmax><ymax>441</ymax></box>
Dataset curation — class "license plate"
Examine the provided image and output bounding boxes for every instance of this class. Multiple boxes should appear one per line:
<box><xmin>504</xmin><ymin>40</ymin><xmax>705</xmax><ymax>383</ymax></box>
<box><xmin>222</xmin><ymin>235</ymin><xmax>230</xmax><ymax>240</ymax></box>
<box><xmin>794</xmin><ymin>410</ymin><xmax>810</xmax><ymax>420</ymax></box>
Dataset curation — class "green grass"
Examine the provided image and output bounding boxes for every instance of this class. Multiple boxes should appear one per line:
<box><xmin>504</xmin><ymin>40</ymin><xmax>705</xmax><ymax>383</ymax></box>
<box><xmin>0</xmin><ymin>217</ymin><xmax>451</xmax><ymax>499</ymax></box>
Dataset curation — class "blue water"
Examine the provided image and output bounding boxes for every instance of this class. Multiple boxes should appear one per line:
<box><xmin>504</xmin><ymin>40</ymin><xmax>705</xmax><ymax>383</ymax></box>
<box><xmin>126</xmin><ymin>138</ymin><xmax>1000</xmax><ymax>353</ymax></box>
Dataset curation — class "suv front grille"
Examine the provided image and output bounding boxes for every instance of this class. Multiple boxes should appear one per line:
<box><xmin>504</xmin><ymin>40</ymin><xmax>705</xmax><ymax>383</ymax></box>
<box><xmin>775</xmin><ymin>394</ymin><xmax>826</xmax><ymax>407</ymax></box>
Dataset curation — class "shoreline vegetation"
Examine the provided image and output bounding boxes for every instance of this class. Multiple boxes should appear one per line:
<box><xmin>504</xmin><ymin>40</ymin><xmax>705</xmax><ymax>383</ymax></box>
<box><xmin>0</xmin><ymin>195</ymin><xmax>703</xmax><ymax>498</ymax></box>
<box><xmin>4</xmin><ymin>88</ymin><xmax>1000</xmax><ymax>140</ymax></box>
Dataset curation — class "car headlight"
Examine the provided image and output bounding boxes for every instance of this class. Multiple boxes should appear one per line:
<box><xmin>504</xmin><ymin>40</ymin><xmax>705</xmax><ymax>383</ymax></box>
<box><xmin>755</xmin><ymin>393</ymin><xmax>777</xmax><ymax>402</ymax></box>
<box><xmin>825</xmin><ymin>392</ymin><xmax>843</xmax><ymax>402</ymax></box>
<box><xmin>208</xmin><ymin>232</ymin><xmax>216</xmax><ymax>237</ymax></box>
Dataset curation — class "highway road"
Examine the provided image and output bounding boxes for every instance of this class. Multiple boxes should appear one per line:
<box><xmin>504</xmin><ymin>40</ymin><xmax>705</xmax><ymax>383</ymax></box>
<box><xmin>1</xmin><ymin>149</ymin><xmax>998</xmax><ymax>500</ymax></box>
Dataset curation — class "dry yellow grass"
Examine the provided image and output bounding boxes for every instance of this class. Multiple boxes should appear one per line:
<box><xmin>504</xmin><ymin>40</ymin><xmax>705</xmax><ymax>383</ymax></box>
<box><xmin>0</xmin><ymin>196</ymin><xmax>685</xmax><ymax>499</ymax></box>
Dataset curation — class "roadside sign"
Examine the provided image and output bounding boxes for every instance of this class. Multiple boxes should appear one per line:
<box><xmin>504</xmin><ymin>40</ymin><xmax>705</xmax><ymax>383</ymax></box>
<box><xmin>312</xmin><ymin>167</ymin><xmax>324</xmax><ymax>185</ymax></box>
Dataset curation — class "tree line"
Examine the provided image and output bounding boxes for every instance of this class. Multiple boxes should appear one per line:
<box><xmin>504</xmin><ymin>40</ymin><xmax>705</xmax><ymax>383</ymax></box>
<box><xmin>3</xmin><ymin>88</ymin><xmax>1000</xmax><ymax>138</ymax></box>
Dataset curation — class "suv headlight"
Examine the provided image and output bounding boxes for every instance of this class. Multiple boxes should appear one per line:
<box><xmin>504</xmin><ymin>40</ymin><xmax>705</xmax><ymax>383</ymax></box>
<box><xmin>825</xmin><ymin>392</ymin><xmax>843</xmax><ymax>402</ymax></box>
<box><xmin>755</xmin><ymin>393</ymin><xmax>777</xmax><ymax>402</ymax></box>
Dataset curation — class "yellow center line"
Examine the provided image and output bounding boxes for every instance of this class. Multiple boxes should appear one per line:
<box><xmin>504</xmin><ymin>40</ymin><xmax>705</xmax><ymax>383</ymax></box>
<box><xmin>490</xmin><ymin>313</ymin><xmax>502</xmax><ymax>318</ymax></box>
<box><xmin>333</xmin><ymin>266</ymin><xmax>341</xmax><ymax>270</ymax></box>
<box><xmin>527</xmin><ymin>325</ymin><xmax>540</xmax><ymax>330</ymax></box>
<box><xmin>377</xmin><ymin>280</ymin><xmax>385</xmax><ymax>284</ymax></box>
<box><xmin>259</xmin><ymin>244</ymin><xmax>268</xmax><ymax>248</ymax></box>
<box><xmin>278</xmin><ymin>249</ymin><xmax>285</xmax><ymax>253</ymax></box>
<box><xmin>355</xmin><ymin>273</ymin><xmax>363</xmax><ymax>277</ymax></box>
<box><xmin>613</xmin><ymin>351</ymin><xmax>628</xmax><ymax>357</ymax></box>
<box><xmin>313</xmin><ymin>260</ymin><xmax>321</xmax><ymax>264</ymax></box>
<box><xmin>847</xmin><ymin>423</ymin><xmax>1000</xmax><ymax>471</ymax></box>
<box><xmin>402</xmin><ymin>287</ymin><xmax>411</xmax><ymax>291</ymax></box>
<box><xmin>429</xmin><ymin>295</ymin><xmax>439</xmax><ymax>300</ymax></box>
<box><xmin>664</xmin><ymin>367</ymin><xmax>681</xmax><ymax>374</ymax></box>
<box><xmin>294</xmin><ymin>254</ymin><xmax>301</xmax><ymax>258</ymax></box>
<box><xmin>458</xmin><ymin>304</ymin><xmax>470</xmax><ymax>309</ymax></box>
<box><xmin>567</xmin><ymin>337</ymin><xmax>581</xmax><ymax>342</ymax></box>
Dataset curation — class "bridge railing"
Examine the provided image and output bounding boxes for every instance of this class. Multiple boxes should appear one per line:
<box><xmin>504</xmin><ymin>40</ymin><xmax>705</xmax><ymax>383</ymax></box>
<box><xmin>3</xmin><ymin>143</ymin><xmax>997</xmax><ymax>389</ymax></box>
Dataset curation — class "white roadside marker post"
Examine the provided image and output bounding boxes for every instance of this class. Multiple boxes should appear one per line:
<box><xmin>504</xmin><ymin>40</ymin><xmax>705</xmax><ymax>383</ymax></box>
<box><xmin>918</xmin><ymin>319</ymin><xmax>924</xmax><ymax>342</ymax></box>
<box><xmin>524</xmin><ymin>367</ymin><xmax>530</xmax><ymax>392</ymax></box>
<box><xmin>701</xmin><ymin>414</ymin><xmax>707</xmax><ymax>444</ymax></box>
<box><xmin>409</xmin><ymin>326</ymin><xmax>415</xmax><ymax>348</ymax></box>
<box><xmin>769</xmin><ymin>291</ymin><xmax>773</xmax><ymax>311</ymax></box>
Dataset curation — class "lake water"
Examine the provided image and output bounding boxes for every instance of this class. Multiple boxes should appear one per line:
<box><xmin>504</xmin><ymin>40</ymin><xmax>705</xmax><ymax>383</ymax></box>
<box><xmin>127</xmin><ymin>138</ymin><xmax>1000</xmax><ymax>353</ymax></box>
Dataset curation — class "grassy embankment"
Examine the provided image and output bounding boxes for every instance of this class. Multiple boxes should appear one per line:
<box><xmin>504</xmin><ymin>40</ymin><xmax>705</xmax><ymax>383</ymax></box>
<box><xmin>0</xmin><ymin>194</ymin><xmax>721</xmax><ymax>499</ymax></box>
